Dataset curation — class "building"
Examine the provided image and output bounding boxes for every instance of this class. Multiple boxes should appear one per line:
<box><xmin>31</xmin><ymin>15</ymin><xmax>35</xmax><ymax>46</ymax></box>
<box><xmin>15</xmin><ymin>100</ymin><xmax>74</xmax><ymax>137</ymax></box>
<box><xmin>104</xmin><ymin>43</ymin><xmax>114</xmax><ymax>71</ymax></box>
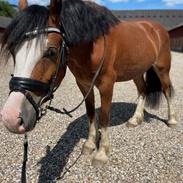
<box><xmin>112</xmin><ymin>10</ymin><xmax>183</xmax><ymax>52</ymax></box>
<box><xmin>168</xmin><ymin>23</ymin><xmax>183</xmax><ymax>52</ymax></box>
<box><xmin>0</xmin><ymin>16</ymin><xmax>12</xmax><ymax>37</ymax></box>
<box><xmin>0</xmin><ymin>9</ymin><xmax>183</xmax><ymax>52</ymax></box>
<box><xmin>112</xmin><ymin>10</ymin><xmax>183</xmax><ymax>30</ymax></box>
<box><xmin>0</xmin><ymin>3</ymin><xmax>17</xmax><ymax>37</ymax></box>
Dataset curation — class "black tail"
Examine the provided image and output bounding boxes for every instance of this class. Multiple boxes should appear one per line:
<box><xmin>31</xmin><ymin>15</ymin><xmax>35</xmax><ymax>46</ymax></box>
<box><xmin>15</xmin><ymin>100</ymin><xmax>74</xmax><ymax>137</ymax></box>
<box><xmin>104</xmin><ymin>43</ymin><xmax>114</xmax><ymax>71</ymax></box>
<box><xmin>145</xmin><ymin>67</ymin><xmax>163</xmax><ymax>109</ymax></box>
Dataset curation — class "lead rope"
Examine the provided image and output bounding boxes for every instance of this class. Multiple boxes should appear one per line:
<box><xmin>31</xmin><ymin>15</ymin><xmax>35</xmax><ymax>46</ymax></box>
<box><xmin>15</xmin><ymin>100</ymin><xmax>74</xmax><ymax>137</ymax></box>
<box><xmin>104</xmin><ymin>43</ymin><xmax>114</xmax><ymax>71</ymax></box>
<box><xmin>20</xmin><ymin>39</ymin><xmax>67</xmax><ymax>183</ymax></box>
<box><xmin>20</xmin><ymin>41</ymin><xmax>66</xmax><ymax>183</ymax></box>
<box><xmin>46</xmin><ymin>35</ymin><xmax>107</xmax><ymax>118</ymax></box>
<box><xmin>21</xmin><ymin>133</ymin><xmax>28</xmax><ymax>183</ymax></box>
<box><xmin>20</xmin><ymin>35</ymin><xmax>106</xmax><ymax>183</ymax></box>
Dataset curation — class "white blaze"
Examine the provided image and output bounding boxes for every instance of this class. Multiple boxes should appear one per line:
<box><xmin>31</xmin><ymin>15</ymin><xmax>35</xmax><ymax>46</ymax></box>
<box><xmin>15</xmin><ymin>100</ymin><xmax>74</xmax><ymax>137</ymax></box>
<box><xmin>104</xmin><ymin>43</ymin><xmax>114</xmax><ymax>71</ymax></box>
<box><xmin>14</xmin><ymin>38</ymin><xmax>46</xmax><ymax>77</ymax></box>
<box><xmin>1</xmin><ymin>37</ymin><xmax>47</xmax><ymax>133</ymax></box>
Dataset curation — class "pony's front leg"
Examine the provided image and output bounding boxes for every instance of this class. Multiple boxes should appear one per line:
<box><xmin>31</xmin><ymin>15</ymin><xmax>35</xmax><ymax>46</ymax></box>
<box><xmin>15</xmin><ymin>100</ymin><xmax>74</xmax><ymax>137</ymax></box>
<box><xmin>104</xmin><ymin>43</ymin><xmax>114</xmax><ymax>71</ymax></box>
<box><xmin>76</xmin><ymin>81</ymin><xmax>97</xmax><ymax>155</ymax></box>
<box><xmin>92</xmin><ymin>78</ymin><xmax>114</xmax><ymax>166</ymax></box>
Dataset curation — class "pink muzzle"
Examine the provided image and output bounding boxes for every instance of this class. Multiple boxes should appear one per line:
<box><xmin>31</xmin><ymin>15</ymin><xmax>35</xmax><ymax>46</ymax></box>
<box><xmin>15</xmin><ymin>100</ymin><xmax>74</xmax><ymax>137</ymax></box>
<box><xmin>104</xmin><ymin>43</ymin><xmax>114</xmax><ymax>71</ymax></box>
<box><xmin>1</xmin><ymin>92</ymin><xmax>36</xmax><ymax>134</ymax></box>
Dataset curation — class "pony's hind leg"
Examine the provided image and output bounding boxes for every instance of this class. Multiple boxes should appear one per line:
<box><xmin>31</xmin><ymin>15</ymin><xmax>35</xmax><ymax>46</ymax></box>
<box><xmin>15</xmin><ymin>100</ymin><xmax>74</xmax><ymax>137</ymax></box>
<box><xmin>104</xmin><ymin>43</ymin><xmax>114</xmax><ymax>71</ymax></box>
<box><xmin>127</xmin><ymin>76</ymin><xmax>146</xmax><ymax>127</ymax></box>
<box><xmin>154</xmin><ymin>66</ymin><xmax>177</xmax><ymax>127</ymax></box>
<box><xmin>92</xmin><ymin>75</ymin><xmax>115</xmax><ymax>166</ymax></box>
<box><xmin>76</xmin><ymin>81</ymin><xmax>97</xmax><ymax>155</ymax></box>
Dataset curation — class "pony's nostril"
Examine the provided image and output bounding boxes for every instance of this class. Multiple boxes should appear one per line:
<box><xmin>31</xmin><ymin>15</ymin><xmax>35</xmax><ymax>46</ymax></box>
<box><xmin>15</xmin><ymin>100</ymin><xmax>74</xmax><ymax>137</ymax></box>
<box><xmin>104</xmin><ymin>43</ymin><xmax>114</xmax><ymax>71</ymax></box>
<box><xmin>18</xmin><ymin>117</ymin><xmax>24</xmax><ymax>126</ymax></box>
<box><xmin>17</xmin><ymin>117</ymin><xmax>26</xmax><ymax>134</ymax></box>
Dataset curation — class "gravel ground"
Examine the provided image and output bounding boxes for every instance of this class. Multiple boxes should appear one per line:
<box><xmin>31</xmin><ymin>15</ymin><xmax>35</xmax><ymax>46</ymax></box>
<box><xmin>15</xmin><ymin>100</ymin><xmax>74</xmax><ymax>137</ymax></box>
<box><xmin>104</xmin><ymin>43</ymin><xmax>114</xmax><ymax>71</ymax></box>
<box><xmin>0</xmin><ymin>52</ymin><xmax>183</xmax><ymax>183</ymax></box>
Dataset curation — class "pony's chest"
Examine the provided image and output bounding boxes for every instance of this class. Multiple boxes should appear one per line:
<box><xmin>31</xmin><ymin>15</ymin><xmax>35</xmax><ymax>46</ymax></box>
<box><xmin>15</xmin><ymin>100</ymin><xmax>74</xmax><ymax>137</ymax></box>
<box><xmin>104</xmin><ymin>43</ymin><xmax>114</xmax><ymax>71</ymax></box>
<box><xmin>68</xmin><ymin>61</ymin><xmax>94</xmax><ymax>84</ymax></box>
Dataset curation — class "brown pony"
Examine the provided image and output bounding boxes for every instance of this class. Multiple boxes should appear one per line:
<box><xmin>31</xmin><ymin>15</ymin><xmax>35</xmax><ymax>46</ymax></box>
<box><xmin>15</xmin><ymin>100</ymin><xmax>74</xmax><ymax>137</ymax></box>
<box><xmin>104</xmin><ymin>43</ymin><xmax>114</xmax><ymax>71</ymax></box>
<box><xmin>1</xmin><ymin>0</ymin><xmax>177</xmax><ymax>166</ymax></box>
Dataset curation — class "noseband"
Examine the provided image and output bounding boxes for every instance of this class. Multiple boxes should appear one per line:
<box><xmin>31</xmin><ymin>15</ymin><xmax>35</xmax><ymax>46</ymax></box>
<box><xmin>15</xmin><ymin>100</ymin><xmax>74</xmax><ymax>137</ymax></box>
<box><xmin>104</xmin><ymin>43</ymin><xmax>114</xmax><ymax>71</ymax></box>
<box><xmin>9</xmin><ymin>27</ymin><xmax>68</xmax><ymax>121</ymax></box>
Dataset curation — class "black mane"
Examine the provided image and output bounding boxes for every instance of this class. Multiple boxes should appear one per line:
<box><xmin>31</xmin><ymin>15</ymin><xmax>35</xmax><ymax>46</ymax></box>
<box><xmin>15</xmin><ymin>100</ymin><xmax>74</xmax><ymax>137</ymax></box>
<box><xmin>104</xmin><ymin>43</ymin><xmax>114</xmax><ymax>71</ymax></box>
<box><xmin>1</xmin><ymin>1</ymin><xmax>119</xmax><ymax>58</ymax></box>
<box><xmin>1</xmin><ymin>5</ymin><xmax>48</xmax><ymax>59</ymax></box>
<box><xmin>61</xmin><ymin>0</ymin><xmax>120</xmax><ymax>46</ymax></box>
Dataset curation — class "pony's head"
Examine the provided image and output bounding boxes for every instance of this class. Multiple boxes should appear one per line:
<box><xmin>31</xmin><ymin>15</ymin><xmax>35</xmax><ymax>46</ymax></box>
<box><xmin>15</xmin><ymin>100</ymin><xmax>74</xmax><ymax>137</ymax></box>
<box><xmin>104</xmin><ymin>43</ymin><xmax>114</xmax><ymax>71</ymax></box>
<box><xmin>1</xmin><ymin>0</ymin><xmax>65</xmax><ymax>134</ymax></box>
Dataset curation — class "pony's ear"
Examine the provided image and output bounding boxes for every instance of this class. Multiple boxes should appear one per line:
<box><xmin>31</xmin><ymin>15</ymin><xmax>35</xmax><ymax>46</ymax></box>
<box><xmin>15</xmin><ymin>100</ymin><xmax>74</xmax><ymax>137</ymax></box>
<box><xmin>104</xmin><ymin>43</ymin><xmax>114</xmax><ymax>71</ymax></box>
<box><xmin>49</xmin><ymin>0</ymin><xmax>62</xmax><ymax>27</ymax></box>
<box><xmin>18</xmin><ymin>0</ymin><xmax>28</xmax><ymax>10</ymax></box>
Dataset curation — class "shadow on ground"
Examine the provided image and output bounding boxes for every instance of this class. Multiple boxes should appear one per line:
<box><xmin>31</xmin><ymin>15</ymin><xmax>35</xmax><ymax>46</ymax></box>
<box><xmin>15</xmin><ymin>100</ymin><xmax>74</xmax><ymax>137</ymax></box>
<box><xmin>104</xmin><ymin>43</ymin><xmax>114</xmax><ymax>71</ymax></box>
<box><xmin>38</xmin><ymin>102</ymin><xmax>166</xmax><ymax>182</ymax></box>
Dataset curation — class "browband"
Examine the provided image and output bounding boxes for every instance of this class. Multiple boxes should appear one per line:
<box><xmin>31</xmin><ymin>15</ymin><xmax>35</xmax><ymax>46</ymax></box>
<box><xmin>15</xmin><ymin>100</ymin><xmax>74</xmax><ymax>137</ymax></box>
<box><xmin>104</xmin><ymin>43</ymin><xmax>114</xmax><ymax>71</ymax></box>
<box><xmin>25</xmin><ymin>27</ymin><xmax>61</xmax><ymax>37</ymax></box>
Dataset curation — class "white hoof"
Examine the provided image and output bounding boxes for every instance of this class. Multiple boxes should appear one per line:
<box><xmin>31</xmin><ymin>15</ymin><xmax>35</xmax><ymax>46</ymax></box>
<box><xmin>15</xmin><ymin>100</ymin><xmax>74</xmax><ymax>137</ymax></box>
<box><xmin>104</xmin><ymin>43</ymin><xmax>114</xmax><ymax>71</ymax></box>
<box><xmin>167</xmin><ymin>118</ymin><xmax>178</xmax><ymax>128</ymax></box>
<box><xmin>82</xmin><ymin>140</ymin><xmax>96</xmax><ymax>155</ymax></box>
<box><xmin>92</xmin><ymin>150</ymin><xmax>108</xmax><ymax>167</ymax></box>
<box><xmin>126</xmin><ymin>116</ymin><xmax>143</xmax><ymax>128</ymax></box>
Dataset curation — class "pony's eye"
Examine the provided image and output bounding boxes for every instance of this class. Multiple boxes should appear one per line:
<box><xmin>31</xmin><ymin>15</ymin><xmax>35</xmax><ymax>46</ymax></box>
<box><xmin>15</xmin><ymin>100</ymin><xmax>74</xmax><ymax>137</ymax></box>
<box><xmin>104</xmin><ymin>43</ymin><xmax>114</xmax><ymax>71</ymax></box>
<box><xmin>44</xmin><ymin>47</ymin><xmax>57</xmax><ymax>61</ymax></box>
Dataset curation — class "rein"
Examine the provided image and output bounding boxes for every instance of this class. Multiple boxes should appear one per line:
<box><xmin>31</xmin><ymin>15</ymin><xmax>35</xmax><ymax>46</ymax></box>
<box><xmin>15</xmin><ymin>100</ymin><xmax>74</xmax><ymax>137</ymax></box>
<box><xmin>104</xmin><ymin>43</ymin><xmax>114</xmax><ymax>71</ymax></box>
<box><xmin>46</xmin><ymin>35</ymin><xmax>107</xmax><ymax>117</ymax></box>
<box><xmin>11</xmin><ymin>27</ymin><xmax>106</xmax><ymax>183</ymax></box>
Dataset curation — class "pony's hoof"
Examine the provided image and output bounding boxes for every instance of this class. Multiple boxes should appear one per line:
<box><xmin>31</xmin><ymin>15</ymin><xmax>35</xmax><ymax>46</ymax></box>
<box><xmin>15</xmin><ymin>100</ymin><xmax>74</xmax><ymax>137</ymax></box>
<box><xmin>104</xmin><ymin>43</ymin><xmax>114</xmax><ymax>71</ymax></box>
<box><xmin>167</xmin><ymin>119</ymin><xmax>178</xmax><ymax>128</ymax></box>
<box><xmin>82</xmin><ymin>141</ymin><xmax>96</xmax><ymax>155</ymax></box>
<box><xmin>167</xmin><ymin>123</ymin><xmax>177</xmax><ymax>128</ymax></box>
<box><xmin>126</xmin><ymin>116</ymin><xmax>143</xmax><ymax>128</ymax></box>
<box><xmin>126</xmin><ymin>121</ymin><xmax>138</xmax><ymax>128</ymax></box>
<box><xmin>92</xmin><ymin>151</ymin><xmax>108</xmax><ymax>167</ymax></box>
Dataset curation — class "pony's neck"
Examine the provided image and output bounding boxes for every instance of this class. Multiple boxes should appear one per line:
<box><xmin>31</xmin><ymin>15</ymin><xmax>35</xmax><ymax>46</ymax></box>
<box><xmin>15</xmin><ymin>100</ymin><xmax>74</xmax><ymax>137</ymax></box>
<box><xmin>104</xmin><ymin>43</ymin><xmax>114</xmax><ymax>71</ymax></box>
<box><xmin>68</xmin><ymin>43</ymin><xmax>93</xmax><ymax>66</ymax></box>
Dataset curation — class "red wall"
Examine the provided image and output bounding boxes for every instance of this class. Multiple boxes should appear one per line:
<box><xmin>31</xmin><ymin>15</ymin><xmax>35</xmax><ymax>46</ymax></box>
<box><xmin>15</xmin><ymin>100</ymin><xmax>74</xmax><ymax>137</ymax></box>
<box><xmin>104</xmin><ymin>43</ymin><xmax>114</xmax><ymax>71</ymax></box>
<box><xmin>169</xmin><ymin>26</ymin><xmax>183</xmax><ymax>39</ymax></box>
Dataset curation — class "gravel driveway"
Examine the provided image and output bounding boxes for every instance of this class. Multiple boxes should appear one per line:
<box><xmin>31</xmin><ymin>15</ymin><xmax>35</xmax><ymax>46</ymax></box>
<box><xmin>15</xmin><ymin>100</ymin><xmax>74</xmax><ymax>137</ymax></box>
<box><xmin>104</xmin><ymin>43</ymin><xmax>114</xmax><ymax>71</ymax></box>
<box><xmin>0</xmin><ymin>52</ymin><xmax>183</xmax><ymax>183</ymax></box>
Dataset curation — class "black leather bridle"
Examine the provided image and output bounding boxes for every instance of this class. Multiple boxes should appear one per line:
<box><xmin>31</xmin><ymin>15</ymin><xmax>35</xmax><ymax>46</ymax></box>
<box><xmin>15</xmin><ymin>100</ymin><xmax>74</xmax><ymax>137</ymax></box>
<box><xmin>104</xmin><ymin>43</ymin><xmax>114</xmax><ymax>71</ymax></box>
<box><xmin>13</xmin><ymin>26</ymin><xmax>106</xmax><ymax>183</ymax></box>
<box><xmin>10</xmin><ymin>27</ymin><xmax>69</xmax><ymax>183</ymax></box>
<box><xmin>9</xmin><ymin>27</ymin><xmax>68</xmax><ymax>121</ymax></box>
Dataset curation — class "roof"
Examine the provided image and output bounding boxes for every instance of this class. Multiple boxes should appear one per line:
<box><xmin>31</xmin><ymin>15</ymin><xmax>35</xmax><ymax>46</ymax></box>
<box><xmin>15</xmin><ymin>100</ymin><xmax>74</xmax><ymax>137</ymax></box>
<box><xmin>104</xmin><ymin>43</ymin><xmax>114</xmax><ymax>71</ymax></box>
<box><xmin>0</xmin><ymin>10</ymin><xmax>183</xmax><ymax>31</ymax></box>
<box><xmin>169</xmin><ymin>22</ymin><xmax>183</xmax><ymax>31</ymax></box>
<box><xmin>112</xmin><ymin>10</ymin><xmax>183</xmax><ymax>30</ymax></box>
<box><xmin>0</xmin><ymin>16</ymin><xmax>12</xmax><ymax>29</ymax></box>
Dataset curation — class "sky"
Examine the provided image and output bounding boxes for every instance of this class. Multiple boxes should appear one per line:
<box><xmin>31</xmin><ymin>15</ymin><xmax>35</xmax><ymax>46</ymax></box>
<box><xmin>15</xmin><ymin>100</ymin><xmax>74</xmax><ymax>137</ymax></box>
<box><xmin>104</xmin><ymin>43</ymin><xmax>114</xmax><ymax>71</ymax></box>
<box><xmin>7</xmin><ymin>0</ymin><xmax>183</xmax><ymax>10</ymax></box>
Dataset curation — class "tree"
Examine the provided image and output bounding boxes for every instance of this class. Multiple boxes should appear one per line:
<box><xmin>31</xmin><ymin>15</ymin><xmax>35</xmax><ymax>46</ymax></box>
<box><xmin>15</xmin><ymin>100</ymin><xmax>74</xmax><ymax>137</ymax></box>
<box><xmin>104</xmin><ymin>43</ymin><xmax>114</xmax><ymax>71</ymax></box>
<box><xmin>0</xmin><ymin>0</ymin><xmax>16</xmax><ymax>17</ymax></box>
